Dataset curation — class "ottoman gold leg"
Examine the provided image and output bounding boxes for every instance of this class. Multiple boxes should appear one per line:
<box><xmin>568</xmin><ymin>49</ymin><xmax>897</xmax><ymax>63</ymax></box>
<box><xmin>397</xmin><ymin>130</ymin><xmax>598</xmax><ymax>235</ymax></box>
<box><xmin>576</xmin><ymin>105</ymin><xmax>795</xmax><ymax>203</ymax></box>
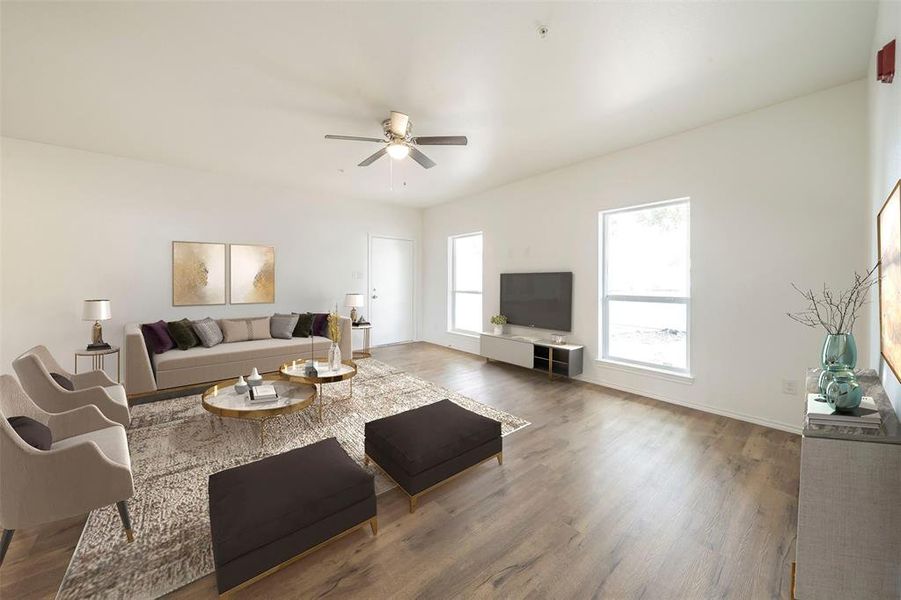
<box><xmin>409</xmin><ymin>495</ymin><xmax>418</xmax><ymax>513</ymax></box>
<box><xmin>497</xmin><ymin>452</ymin><xmax>503</xmax><ymax>466</ymax></box>
<box><xmin>370</xmin><ymin>517</ymin><xmax>378</xmax><ymax>535</ymax></box>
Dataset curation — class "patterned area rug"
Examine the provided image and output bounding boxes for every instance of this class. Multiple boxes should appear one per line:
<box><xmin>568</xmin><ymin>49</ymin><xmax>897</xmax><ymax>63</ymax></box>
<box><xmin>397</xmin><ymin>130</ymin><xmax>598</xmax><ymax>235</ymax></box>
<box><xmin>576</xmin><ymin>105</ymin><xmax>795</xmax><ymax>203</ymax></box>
<box><xmin>56</xmin><ymin>358</ymin><xmax>529</xmax><ymax>599</ymax></box>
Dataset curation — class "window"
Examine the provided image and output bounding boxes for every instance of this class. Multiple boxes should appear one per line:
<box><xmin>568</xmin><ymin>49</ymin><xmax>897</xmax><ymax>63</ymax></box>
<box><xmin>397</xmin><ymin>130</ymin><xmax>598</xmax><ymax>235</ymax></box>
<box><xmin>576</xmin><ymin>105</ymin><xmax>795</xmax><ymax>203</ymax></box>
<box><xmin>599</xmin><ymin>199</ymin><xmax>690</xmax><ymax>373</ymax></box>
<box><xmin>449</xmin><ymin>232</ymin><xmax>483</xmax><ymax>334</ymax></box>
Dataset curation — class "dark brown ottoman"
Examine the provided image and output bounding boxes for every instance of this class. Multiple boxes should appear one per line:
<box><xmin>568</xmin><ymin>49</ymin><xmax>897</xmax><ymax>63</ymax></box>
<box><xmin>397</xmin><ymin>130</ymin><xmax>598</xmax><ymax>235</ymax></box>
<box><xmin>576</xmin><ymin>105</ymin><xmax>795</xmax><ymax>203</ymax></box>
<box><xmin>208</xmin><ymin>437</ymin><xmax>376</xmax><ymax>595</ymax></box>
<box><xmin>364</xmin><ymin>400</ymin><xmax>502</xmax><ymax>513</ymax></box>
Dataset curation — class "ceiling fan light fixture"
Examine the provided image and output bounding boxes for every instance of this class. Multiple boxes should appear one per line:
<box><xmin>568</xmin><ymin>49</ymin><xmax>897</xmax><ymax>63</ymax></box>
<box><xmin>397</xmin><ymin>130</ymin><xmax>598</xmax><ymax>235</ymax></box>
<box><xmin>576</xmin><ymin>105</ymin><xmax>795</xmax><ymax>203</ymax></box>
<box><xmin>386</xmin><ymin>142</ymin><xmax>410</xmax><ymax>160</ymax></box>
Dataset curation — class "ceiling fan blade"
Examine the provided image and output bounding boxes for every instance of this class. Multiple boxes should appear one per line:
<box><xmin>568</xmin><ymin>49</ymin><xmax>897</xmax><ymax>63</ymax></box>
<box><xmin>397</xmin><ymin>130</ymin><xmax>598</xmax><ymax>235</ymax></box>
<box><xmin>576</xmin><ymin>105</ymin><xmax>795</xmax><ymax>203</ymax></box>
<box><xmin>408</xmin><ymin>146</ymin><xmax>436</xmax><ymax>169</ymax></box>
<box><xmin>325</xmin><ymin>135</ymin><xmax>384</xmax><ymax>143</ymax></box>
<box><xmin>388</xmin><ymin>111</ymin><xmax>409</xmax><ymax>136</ymax></box>
<box><xmin>358</xmin><ymin>147</ymin><xmax>387</xmax><ymax>167</ymax></box>
<box><xmin>413</xmin><ymin>136</ymin><xmax>468</xmax><ymax>146</ymax></box>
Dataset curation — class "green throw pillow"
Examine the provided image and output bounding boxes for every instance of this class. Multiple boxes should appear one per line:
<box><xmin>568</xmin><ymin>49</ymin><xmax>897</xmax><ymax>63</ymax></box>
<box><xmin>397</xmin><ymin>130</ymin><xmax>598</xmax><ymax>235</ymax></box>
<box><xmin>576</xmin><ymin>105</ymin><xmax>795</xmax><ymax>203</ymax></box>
<box><xmin>168</xmin><ymin>318</ymin><xmax>200</xmax><ymax>351</ymax></box>
<box><xmin>292</xmin><ymin>312</ymin><xmax>313</xmax><ymax>337</ymax></box>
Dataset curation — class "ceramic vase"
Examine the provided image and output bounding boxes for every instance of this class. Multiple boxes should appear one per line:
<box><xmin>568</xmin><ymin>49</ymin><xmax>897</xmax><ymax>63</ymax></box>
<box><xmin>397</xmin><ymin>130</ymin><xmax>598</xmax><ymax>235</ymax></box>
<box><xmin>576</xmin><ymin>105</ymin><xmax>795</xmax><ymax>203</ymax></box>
<box><xmin>825</xmin><ymin>374</ymin><xmax>863</xmax><ymax>411</ymax></box>
<box><xmin>493</xmin><ymin>325</ymin><xmax>504</xmax><ymax>335</ymax></box>
<box><xmin>247</xmin><ymin>367</ymin><xmax>262</xmax><ymax>387</ymax></box>
<box><xmin>818</xmin><ymin>333</ymin><xmax>858</xmax><ymax>395</ymax></box>
<box><xmin>234</xmin><ymin>376</ymin><xmax>248</xmax><ymax>394</ymax></box>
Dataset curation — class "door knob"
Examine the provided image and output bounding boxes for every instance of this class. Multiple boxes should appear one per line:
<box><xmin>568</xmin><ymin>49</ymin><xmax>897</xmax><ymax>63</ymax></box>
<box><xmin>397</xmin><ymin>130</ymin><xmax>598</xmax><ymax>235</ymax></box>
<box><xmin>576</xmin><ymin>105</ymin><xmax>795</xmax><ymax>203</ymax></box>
<box><xmin>372</xmin><ymin>295</ymin><xmax>378</xmax><ymax>299</ymax></box>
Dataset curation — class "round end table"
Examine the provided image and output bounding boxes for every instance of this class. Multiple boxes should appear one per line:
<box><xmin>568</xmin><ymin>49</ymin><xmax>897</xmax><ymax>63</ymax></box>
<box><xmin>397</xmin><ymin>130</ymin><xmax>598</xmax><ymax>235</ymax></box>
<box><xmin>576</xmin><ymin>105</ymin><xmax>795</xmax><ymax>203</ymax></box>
<box><xmin>280</xmin><ymin>359</ymin><xmax>357</xmax><ymax>422</ymax></box>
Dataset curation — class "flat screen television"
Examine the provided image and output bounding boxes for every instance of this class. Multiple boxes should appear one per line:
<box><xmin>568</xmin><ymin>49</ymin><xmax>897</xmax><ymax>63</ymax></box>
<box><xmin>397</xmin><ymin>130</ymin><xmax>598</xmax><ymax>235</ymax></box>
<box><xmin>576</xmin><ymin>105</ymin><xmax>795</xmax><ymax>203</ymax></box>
<box><xmin>500</xmin><ymin>272</ymin><xmax>573</xmax><ymax>332</ymax></box>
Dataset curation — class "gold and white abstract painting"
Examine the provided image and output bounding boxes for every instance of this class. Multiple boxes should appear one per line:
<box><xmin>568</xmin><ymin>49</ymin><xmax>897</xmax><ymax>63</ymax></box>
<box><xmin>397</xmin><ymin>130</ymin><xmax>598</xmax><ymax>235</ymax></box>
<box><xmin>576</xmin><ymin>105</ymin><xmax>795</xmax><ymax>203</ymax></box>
<box><xmin>172</xmin><ymin>242</ymin><xmax>226</xmax><ymax>306</ymax></box>
<box><xmin>878</xmin><ymin>180</ymin><xmax>901</xmax><ymax>380</ymax></box>
<box><xmin>229</xmin><ymin>244</ymin><xmax>275</xmax><ymax>304</ymax></box>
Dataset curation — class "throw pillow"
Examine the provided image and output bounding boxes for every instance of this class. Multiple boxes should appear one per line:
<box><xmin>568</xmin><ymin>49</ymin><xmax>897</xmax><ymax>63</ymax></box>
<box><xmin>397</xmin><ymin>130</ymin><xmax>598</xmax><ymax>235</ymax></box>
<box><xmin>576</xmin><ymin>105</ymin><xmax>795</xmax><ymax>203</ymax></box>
<box><xmin>7</xmin><ymin>416</ymin><xmax>52</xmax><ymax>450</ymax></box>
<box><xmin>270</xmin><ymin>313</ymin><xmax>300</xmax><ymax>340</ymax></box>
<box><xmin>221</xmin><ymin>317</ymin><xmax>272</xmax><ymax>343</ymax></box>
<box><xmin>141</xmin><ymin>320</ymin><xmax>177</xmax><ymax>354</ymax></box>
<box><xmin>292</xmin><ymin>312</ymin><xmax>313</xmax><ymax>337</ymax></box>
<box><xmin>311</xmin><ymin>313</ymin><xmax>329</xmax><ymax>337</ymax></box>
<box><xmin>192</xmin><ymin>318</ymin><xmax>224</xmax><ymax>348</ymax></box>
<box><xmin>50</xmin><ymin>372</ymin><xmax>74</xmax><ymax>391</ymax></box>
<box><xmin>167</xmin><ymin>318</ymin><xmax>200</xmax><ymax>351</ymax></box>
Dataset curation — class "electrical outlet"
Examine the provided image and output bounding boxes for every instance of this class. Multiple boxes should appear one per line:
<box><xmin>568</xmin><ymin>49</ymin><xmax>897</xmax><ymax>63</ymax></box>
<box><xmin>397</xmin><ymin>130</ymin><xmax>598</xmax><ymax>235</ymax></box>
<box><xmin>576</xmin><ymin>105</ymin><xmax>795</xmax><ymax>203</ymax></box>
<box><xmin>782</xmin><ymin>379</ymin><xmax>799</xmax><ymax>395</ymax></box>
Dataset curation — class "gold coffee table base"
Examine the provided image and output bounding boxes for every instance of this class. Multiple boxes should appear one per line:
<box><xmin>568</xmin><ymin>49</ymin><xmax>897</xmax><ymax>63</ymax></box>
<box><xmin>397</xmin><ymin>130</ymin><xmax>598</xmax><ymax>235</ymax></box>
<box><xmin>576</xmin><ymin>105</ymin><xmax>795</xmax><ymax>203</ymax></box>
<box><xmin>280</xmin><ymin>359</ymin><xmax>358</xmax><ymax>423</ymax></box>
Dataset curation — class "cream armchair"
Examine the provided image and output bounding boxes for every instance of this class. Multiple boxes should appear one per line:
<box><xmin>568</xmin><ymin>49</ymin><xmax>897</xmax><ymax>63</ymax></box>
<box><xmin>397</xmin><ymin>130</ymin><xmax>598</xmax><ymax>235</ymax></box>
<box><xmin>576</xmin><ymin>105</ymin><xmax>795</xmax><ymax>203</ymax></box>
<box><xmin>0</xmin><ymin>375</ymin><xmax>135</xmax><ymax>565</ymax></box>
<box><xmin>12</xmin><ymin>345</ymin><xmax>130</xmax><ymax>426</ymax></box>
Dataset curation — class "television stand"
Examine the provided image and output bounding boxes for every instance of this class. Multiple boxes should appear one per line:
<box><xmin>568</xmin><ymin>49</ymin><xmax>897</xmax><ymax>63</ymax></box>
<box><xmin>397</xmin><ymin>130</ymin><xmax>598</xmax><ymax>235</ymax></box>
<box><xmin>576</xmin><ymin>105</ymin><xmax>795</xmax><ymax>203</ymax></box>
<box><xmin>479</xmin><ymin>332</ymin><xmax>584</xmax><ymax>380</ymax></box>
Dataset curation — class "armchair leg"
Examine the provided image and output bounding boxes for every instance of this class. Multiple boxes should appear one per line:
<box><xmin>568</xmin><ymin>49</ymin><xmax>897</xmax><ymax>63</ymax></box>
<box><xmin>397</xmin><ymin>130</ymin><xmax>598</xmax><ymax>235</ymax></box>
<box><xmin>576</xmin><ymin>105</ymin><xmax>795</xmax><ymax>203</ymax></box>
<box><xmin>0</xmin><ymin>529</ymin><xmax>14</xmax><ymax>566</ymax></box>
<box><xmin>116</xmin><ymin>501</ymin><xmax>134</xmax><ymax>543</ymax></box>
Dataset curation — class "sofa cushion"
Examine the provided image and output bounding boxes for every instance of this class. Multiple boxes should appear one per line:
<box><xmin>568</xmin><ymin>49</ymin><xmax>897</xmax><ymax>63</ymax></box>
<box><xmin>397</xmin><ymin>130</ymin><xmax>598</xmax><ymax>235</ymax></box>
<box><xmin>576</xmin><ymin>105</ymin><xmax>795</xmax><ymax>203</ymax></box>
<box><xmin>209</xmin><ymin>438</ymin><xmax>374</xmax><ymax>566</ymax></box>
<box><xmin>152</xmin><ymin>337</ymin><xmax>333</xmax><ymax>372</ymax></box>
<box><xmin>8</xmin><ymin>416</ymin><xmax>52</xmax><ymax>450</ymax></box>
<box><xmin>193</xmin><ymin>318</ymin><xmax>224</xmax><ymax>348</ymax></box>
<box><xmin>167</xmin><ymin>318</ymin><xmax>200</xmax><ymax>350</ymax></box>
<box><xmin>311</xmin><ymin>313</ymin><xmax>329</xmax><ymax>337</ymax></box>
<box><xmin>142</xmin><ymin>320</ymin><xmax>176</xmax><ymax>354</ymax></box>
<box><xmin>365</xmin><ymin>400</ymin><xmax>502</xmax><ymax>476</ymax></box>
<box><xmin>221</xmin><ymin>317</ymin><xmax>271</xmax><ymax>343</ymax></box>
<box><xmin>292</xmin><ymin>312</ymin><xmax>313</xmax><ymax>337</ymax></box>
<box><xmin>270</xmin><ymin>313</ymin><xmax>299</xmax><ymax>340</ymax></box>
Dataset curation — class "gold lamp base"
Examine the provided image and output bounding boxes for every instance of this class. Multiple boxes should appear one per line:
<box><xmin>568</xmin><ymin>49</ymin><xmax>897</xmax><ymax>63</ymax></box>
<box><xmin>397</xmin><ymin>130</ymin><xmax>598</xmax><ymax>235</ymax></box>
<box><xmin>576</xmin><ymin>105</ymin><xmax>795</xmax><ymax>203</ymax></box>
<box><xmin>87</xmin><ymin>321</ymin><xmax>110</xmax><ymax>351</ymax></box>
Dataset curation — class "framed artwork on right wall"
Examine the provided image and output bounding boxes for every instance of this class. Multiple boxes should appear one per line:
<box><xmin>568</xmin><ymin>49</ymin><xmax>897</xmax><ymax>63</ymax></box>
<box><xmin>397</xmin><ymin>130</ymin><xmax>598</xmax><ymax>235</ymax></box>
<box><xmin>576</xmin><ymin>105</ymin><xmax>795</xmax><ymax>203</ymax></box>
<box><xmin>877</xmin><ymin>179</ymin><xmax>901</xmax><ymax>381</ymax></box>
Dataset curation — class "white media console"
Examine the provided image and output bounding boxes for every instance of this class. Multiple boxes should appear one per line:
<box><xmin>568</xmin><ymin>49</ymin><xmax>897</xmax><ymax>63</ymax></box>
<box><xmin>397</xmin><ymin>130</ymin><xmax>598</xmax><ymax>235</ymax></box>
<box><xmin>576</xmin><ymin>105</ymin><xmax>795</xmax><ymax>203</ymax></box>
<box><xmin>479</xmin><ymin>332</ymin><xmax>584</xmax><ymax>379</ymax></box>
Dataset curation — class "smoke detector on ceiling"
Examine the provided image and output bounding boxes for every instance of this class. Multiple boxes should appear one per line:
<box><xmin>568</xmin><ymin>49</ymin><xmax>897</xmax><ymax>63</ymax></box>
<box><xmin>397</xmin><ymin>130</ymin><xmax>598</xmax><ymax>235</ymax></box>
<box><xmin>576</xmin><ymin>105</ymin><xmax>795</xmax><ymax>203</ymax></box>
<box><xmin>537</xmin><ymin>25</ymin><xmax>549</xmax><ymax>40</ymax></box>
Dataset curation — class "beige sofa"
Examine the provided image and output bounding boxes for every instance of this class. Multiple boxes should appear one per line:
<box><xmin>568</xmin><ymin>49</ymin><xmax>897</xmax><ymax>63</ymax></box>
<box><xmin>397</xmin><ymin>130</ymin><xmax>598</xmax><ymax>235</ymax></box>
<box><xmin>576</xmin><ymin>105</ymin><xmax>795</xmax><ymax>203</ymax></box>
<box><xmin>124</xmin><ymin>317</ymin><xmax>352</xmax><ymax>396</ymax></box>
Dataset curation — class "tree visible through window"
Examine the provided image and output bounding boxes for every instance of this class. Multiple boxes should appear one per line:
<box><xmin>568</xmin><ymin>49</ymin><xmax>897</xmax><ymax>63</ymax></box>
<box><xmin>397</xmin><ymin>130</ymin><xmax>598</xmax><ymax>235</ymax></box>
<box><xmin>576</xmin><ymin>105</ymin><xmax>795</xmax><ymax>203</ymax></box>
<box><xmin>449</xmin><ymin>232</ymin><xmax>483</xmax><ymax>334</ymax></box>
<box><xmin>599</xmin><ymin>200</ymin><xmax>690</xmax><ymax>373</ymax></box>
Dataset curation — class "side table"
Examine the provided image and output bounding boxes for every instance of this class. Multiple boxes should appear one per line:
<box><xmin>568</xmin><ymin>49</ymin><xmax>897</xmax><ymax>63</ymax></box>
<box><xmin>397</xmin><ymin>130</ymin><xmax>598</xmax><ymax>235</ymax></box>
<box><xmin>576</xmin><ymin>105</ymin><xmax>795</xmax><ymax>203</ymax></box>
<box><xmin>75</xmin><ymin>345</ymin><xmax>121</xmax><ymax>383</ymax></box>
<box><xmin>352</xmin><ymin>324</ymin><xmax>372</xmax><ymax>358</ymax></box>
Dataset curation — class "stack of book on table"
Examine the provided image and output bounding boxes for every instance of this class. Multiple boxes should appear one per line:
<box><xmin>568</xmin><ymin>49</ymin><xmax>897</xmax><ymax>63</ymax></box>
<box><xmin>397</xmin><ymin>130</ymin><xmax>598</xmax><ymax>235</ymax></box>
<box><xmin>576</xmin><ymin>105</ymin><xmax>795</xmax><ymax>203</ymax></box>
<box><xmin>806</xmin><ymin>393</ymin><xmax>882</xmax><ymax>429</ymax></box>
<box><xmin>249</xmin><ymin>384</ymin><xmax>278</xmax><ymax>403</ymax></box>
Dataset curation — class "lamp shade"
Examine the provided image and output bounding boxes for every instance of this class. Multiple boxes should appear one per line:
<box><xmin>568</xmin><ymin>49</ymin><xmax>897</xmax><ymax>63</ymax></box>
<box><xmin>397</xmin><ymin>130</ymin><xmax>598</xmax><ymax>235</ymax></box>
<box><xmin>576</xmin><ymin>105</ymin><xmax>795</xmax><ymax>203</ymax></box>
<box><xmin>82</xmin><ymin>299</ymin><xmax>111</xmax><ymax>321</ymax></box>
<box><xmin>344</xmin><ymin>293</ymin><xmax>365</xmax><ymax>308</ymax></box>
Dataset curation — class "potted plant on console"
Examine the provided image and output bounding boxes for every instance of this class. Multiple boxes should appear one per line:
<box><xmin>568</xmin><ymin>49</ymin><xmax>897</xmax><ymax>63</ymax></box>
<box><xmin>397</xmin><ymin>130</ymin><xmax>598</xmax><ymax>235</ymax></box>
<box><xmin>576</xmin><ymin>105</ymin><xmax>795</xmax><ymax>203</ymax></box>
<box><xmin>490</xmin><ymin>314</ymin><xmax>508</xmax><ymax>336</ymax></box>
<box><xmin>787</xmin><ymin>265</ymin><xmax>879</xmax><ymax>411</ymax></box>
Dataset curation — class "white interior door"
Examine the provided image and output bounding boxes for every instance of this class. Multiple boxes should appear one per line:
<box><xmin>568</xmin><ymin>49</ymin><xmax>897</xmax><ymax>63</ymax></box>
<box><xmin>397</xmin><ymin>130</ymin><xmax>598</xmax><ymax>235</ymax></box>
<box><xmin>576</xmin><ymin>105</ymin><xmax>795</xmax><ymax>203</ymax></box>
<box><xmin>369</xmin><ymin>236</ymin><xmax>414</xmax><ymax>346</ymax></box>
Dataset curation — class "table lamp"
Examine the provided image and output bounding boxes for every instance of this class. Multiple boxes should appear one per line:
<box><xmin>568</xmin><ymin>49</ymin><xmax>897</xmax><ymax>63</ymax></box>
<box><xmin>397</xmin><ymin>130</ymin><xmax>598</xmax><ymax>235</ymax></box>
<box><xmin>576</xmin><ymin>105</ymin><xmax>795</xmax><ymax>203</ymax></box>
<box><xmin>83</xmin><ymin>299</ymin><xmax>112</xmax><ymax>350</ymax></box>
<box><xmin>344</xmin><ymin>293</ymin><xmax>364</xmax><ymax>323</ymax></box>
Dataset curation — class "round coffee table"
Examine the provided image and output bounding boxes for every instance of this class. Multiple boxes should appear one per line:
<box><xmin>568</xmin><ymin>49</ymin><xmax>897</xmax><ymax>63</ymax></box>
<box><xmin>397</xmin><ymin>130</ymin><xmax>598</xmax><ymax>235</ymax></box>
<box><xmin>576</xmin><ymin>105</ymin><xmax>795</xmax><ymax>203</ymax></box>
<box><xmin>201</xmin><ymin>375</ymin><xmax>315</xmax><ymax>447</ymax></box>
<box><xmin>280</xmin><ymin>359</ymin><xmax>357</xmax><ymax>422</ymax></box>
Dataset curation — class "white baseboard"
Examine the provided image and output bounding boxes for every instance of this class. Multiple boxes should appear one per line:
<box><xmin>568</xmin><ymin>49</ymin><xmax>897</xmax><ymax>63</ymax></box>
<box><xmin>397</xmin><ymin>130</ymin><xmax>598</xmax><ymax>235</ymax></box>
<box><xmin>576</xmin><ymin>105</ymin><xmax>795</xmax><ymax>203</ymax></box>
<box><xmin>420</xmin><ymin>339</ymin><xmax>802</xmax><ymax>435</ymax></box>
<box><xmin>575</xmin><ymin>374</ymin><xmax>802</xmax><ymax>435</ymax></box>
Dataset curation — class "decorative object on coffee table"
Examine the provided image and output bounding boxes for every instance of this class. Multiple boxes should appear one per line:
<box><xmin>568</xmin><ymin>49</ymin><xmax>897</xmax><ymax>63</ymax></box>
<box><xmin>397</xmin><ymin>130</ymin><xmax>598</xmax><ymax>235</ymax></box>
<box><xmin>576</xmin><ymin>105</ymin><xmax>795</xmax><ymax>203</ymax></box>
<box><xmin>172</xmin><ymin>241</ymin><xmax>226</xmax><ymax>306</ymax></box>
<box><xmin>234</xmin><ymin>376</ymin><xmax>248</xmax><ymax>394</ymax></box>
<box><xmin>787</xmin><ymin>264</ymin><xmax>880</xmax><ymax>401</ymax></box>
<box><xmin>229</xmin><ymin>244</ymin><xmax>275</xmax><ymax>304</ymax></box>
<box><xmin>82</xmin><ymin>299</ymin><xmax>112</xmax><ymax>350</ymax></box>
<box><xmin>327</xmin><ymin>308</ymin><xmax>343</xmax><ymax>371</ymax></box>
<box><xmin>208</xmin><ymin>438</ymin><xmax>377</xmax><ymax>595</ymax></box>
<box><xmin>345</xmin><ymin>293</ymin><xmax>364</xmax><ymax>323</ymax></box>
<box><xmin>281</xmin><ymin>359</ymin><xmax>357</xmax><ymax>422</ymax></box>
<box><xmin>246</xmin><ymin>368</ymin><xmax>262</xmax><ymax>387</ymax></box>
<box><xmin>877</xmin><ymin>178</ymin><xmax>901</xmax><ymax>380</ymax></box>
<box><xmin>489</xmin><ymin>314</ymin><xmax>507</xmax><ymax>335</ymax></box>
<box><xmin>365</xmin><ymin>399</ymin><xmax>502</xmax><ymax>513</ymax></box>
<box><xmin>201</xmin><ymin>374</ymin><xmax>314</xmax><ymax>446</ymax></box>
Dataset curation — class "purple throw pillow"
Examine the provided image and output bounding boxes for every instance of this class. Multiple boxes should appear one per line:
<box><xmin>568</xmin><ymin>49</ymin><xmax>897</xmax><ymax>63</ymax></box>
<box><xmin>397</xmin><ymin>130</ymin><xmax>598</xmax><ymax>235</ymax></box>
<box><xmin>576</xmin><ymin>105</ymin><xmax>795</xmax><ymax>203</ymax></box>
<box><xmin>311</xmin><ymin>313</ymin><xmax>329</xmax><ymax>337</ymax></box>
<box><xmin>141</xmin><ymin>320</ymin><xmax>176</xmax><ymax>354</ymax></box>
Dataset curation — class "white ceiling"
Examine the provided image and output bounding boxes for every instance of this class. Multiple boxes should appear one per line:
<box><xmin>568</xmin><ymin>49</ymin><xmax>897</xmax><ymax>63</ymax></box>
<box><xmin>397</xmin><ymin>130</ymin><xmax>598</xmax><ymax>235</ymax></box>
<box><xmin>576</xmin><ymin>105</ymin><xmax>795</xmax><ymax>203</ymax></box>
<box><xmin>1</xmin><ymin>2</ymin><xmax>877</xmax><ymax>207</ymax></box>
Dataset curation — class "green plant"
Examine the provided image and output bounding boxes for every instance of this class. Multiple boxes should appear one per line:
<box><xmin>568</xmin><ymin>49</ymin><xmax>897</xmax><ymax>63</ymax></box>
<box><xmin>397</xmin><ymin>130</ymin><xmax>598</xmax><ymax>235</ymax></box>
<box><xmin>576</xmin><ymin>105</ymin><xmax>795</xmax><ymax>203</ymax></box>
<box><xmin>490</xmin><ymin>315</ymin><xmax>508</xmax><ymax>326</ymax></box>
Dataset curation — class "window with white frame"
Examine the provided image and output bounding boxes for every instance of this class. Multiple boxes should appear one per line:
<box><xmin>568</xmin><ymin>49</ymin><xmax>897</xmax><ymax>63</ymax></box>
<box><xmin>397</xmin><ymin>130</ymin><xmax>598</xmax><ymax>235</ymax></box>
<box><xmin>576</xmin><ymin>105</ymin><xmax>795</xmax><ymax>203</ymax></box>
<box><xmin>599</xmin><ymin>199</ymin><xmax>690</xmax><ymax>373</ymax></box>
<box><xmin>449</xmin><ymin>232</ymin><xmax>483</xmax><ymax>334</ymax></box>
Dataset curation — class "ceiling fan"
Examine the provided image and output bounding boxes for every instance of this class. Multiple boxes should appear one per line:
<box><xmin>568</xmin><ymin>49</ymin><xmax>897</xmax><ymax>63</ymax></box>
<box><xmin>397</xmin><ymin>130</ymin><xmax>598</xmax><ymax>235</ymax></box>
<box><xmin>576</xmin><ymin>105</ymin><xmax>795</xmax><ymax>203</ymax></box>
<box><xmin>325</xmin><ymin>111</ymin><xmax>467</xmax><ymax>169</ymax></box>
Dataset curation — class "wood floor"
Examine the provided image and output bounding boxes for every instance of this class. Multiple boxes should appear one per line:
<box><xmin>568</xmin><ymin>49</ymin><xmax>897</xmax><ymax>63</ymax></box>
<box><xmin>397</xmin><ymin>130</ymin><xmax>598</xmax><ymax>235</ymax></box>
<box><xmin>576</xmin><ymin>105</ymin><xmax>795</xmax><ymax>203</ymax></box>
<box><xmin>0</xmin><ymin>342</ymin><xmax>801</xmax><ymax>599</ymax></box>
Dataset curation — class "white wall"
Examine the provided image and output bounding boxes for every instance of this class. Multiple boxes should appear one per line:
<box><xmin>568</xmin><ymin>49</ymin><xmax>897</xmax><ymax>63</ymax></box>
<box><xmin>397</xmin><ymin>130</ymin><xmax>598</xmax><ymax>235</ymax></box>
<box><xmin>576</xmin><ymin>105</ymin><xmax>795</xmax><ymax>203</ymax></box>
<box><xmin>0</xmin><ymin>138</ymin><xmax>422</xmax><ymax>379</ymax></box>
<box><xmin>867</xmin><ymin>1</ymin><xmax>901</xmax><ymax>412</ymax></box>
<box><xmin>422</xmin><ymin>81</ymin><xmax>869</xmax><ymax>433</ymax></box>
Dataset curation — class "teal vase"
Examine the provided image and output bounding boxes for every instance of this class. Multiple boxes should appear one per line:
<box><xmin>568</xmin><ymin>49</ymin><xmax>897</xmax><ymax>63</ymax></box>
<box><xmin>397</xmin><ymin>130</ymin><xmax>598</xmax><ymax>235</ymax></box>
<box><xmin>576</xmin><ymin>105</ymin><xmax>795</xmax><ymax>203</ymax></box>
<box><xmin>825</xmin><ymin>374</ymin><xmax>862</xmax><ymax>411</ymax></box>
<box><xmin>818</xmin><ymin>333</ymin><xmax>858</xmax><ymax>395</ymax></box>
